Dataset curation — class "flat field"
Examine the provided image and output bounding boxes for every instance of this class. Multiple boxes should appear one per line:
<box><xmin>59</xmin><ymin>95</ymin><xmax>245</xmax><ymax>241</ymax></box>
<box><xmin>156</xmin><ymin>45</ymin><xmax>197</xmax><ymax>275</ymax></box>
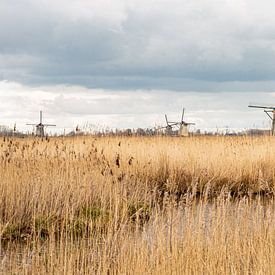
<box><xmin>0</xmin><ymin>135</ymin><xmax>275</xmax><ymax>274</ymax></box>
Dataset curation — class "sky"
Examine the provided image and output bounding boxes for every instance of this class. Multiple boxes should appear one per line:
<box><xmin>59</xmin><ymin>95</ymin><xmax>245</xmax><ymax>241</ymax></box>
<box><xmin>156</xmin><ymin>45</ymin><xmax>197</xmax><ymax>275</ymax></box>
<box><xmin>1</xmin><ymin>0</ymin><xmax>275</xmax><ymax>133</ymax></box>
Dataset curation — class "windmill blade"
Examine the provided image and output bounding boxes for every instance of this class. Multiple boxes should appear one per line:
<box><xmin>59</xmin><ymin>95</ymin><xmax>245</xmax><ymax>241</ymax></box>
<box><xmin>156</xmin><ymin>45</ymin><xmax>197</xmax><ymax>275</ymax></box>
<box><xmin>157</xmin><ymin>125</ymin><xmax>171</xmax><ymax>130</ymax></box>
<box><xmin>181</xmin><ymin>108</ymin><xmax>185</xmax><ymax>122</ymax></box>
<box><xmin>165</xmin><ymin>114</ymin><xmax>169</xmax><ymax>125</ymax></box>
<box><xmin>26</xmin><ymin>123</ymin><xmax>37</xmax><ymax>126</ymax></box>
<box><xmin>40</xmin><ymin>111</ymin><xmax>43</xmax><ymax>124</ymax></box>
<box><xmin>44</xmin><ymin>124</ymin><xmax>56</xmax><ymax>127</ymax></box>
<box><xmin>158</xmin><ymin>123</ymin><xmax>178</xmax><ymax>130</ymax></box>
<box><xmin>248</xmin><ymin>104</ymin><xmax>275</xmax><ymax>109</ymax></box>
<box><xmin>264</xmin><ymin>110</ymin><xmax>273</xmax><ymax>120</ymax></box>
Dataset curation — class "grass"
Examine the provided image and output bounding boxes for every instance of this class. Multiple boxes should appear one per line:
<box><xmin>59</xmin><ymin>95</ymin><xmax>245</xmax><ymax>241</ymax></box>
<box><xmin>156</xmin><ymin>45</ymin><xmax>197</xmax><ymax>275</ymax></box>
<box><xmin>0</xmin><ymin>135</ymin><xmax>274</xmax><ymax>273</ymax></box>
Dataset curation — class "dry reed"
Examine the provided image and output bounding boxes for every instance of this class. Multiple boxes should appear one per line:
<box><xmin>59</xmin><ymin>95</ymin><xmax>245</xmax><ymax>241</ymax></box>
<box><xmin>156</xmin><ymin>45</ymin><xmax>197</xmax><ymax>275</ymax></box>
<box><xmin>0</xmin><ymin>135</ymin><xmax>274</xmax><ymax>274</ymax></box>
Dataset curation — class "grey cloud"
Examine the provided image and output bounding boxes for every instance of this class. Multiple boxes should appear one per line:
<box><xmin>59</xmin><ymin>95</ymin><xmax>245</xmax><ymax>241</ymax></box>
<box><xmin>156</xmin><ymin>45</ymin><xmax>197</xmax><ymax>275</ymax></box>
<box><xmin>1</xmin><ymin>0</ymin><xmax>275</xmax><ymax>89</ymax></box>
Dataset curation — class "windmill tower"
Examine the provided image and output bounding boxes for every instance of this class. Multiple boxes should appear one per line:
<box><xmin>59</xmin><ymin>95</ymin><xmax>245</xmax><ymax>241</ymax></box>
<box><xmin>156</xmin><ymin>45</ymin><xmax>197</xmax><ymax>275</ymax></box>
<box><xmin>162</xmin><ymin>108</ymin><xmax>195</xmax><ymax>136</ymax></box>
<box><xmin>248</xmin><ymin>104</ymin><xmax>275</xmax><ymax>136</ymax></box>
<box><xmin>27</xmin><ymin>111</ymin><xmax>56</xmax><ymax>137</ymax></box>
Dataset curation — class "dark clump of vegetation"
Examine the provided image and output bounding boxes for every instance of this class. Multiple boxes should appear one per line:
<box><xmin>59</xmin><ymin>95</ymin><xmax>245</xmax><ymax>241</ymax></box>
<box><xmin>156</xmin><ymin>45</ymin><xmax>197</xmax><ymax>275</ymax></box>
<box><xmin>128</xmin><ymin>202</ymin><xmax>151</xmax><ymax>225</ymax></box>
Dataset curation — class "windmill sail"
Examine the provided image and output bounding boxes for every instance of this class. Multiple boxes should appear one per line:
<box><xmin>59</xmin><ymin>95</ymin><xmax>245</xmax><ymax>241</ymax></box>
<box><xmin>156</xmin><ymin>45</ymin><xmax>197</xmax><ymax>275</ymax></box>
<box><xmin>161</xmin><ymin>108</ymin><xmax>195</xmax><ymax>136</ymax></box>
<box><xmin>248</xmin><ymin>103</ymin><xmax>275</xmax><ymax>136</ymax></box>
<box><xmin>26</xmin><ymin>111</ymin><xmax>56</xmax><ymax>137</ymax></box>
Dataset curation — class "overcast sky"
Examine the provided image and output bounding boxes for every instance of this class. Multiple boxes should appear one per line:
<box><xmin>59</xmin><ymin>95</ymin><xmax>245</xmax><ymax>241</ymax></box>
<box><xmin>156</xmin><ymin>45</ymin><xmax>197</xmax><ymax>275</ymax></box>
<box><xmin>1</xmin><ymin>0</ymin><xmax>275</xmax><ymax>132</ymax></box>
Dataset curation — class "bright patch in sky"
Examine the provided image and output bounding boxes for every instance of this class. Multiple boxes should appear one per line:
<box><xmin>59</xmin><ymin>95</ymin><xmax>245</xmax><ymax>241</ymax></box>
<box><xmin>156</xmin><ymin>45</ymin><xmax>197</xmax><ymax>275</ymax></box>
<box><xmin>0</xmin><ymin>81</ymin><xmax>274</xmax><ymax>134</ymax></box>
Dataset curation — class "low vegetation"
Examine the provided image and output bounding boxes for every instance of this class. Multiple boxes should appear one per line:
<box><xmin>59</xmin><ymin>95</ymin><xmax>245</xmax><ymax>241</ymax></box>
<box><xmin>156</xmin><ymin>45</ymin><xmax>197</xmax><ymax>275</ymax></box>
<box><xmin>0</xmin><ymin>136</ymin><xmax>274</xmax><ymax>273</ymax></box>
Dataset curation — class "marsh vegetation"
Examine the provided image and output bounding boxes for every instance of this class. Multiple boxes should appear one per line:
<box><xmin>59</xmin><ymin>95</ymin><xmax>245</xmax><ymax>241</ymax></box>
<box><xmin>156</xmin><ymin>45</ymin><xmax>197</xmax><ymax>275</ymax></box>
<box><xmin>0</xmin><ymin>136</ymin><xmax>274</xmax><ymax>273</ymax></box>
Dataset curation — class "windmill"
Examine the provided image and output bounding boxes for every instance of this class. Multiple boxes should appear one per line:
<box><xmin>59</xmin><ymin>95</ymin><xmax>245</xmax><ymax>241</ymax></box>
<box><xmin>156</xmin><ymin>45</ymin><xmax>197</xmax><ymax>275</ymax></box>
<box><xmin>27</xmin><ymin>111</ymin><xmax>56</xmax><ymax>137</ymax></box>
<box><xmin>248</xmin><ymin>104</ymin><xmax>275</xmax><ymax>136</ymax></box>
<box><xmin>160</xmin><ymin>108</ymin><xmax>195</xmax><ymax>136</ymax></box>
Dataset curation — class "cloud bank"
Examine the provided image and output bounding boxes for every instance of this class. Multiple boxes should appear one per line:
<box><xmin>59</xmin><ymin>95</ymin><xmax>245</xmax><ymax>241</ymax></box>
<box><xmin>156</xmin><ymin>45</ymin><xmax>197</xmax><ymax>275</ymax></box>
<box><xmin>0</xmin><ymin>81</ymin><xmax>274</xmax><ymax>133</ymax></box>
<box><xmin>1</xmin><ymin>0</ymin><xmax>275</xmax><ymax>90</ymax></box>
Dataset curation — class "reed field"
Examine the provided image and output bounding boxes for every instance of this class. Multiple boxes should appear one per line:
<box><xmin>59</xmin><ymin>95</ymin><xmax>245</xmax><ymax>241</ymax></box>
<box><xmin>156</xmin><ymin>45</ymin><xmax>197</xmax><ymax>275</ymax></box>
<box><xmin>0</xmin><ymin>135</ymin><xmax>274</xmax><ymax>274</ymax></box>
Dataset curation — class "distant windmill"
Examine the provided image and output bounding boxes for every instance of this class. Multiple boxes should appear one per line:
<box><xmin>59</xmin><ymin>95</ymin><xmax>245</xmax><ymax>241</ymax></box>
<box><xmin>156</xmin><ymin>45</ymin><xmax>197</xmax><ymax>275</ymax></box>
<box><xmin>27</xmin><ymin>111</ymin><xmax>56</xmax><ymax>137</ymax></box>
<box><xmin>248</xmin><ymin>103</ymin><xmax>275</xmax><ymax>136</ymax></box>
<box><xmin>160</xmin><ymin>108</ymin><xmax>195</xmax><ymax>136</ymax></box>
